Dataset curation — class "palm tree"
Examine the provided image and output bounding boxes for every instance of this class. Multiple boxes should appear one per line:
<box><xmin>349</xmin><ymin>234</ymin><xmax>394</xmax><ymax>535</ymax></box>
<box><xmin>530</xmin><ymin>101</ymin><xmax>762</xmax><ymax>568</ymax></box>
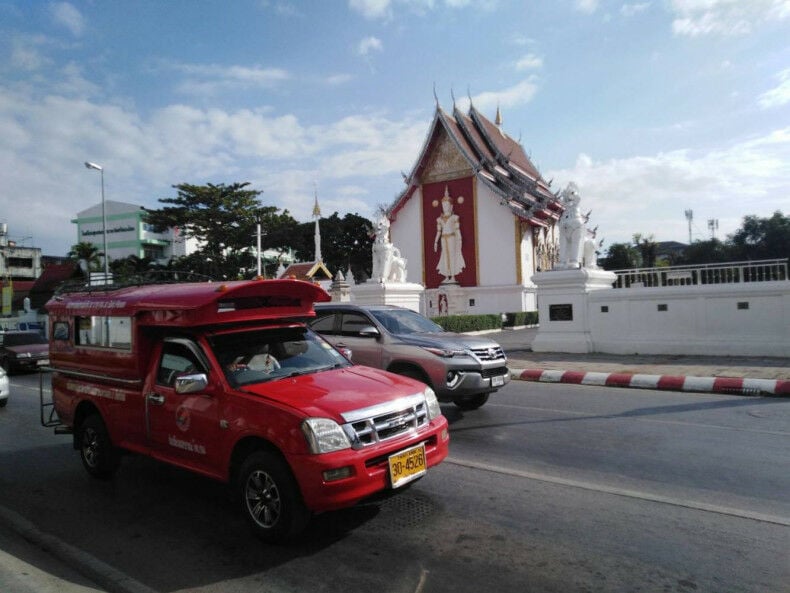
<box><xmin>68</xmin><ymin>242</ymin><xmax>102</xmax><ymax>274</ymax></box>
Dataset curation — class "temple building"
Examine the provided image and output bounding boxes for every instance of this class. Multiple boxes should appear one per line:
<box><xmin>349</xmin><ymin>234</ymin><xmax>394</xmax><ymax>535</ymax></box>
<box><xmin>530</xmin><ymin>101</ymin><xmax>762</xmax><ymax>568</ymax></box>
<box><xmin>388</xmin><ymin>102</ymin><xmax>563</xmax><ymax>315</ymax></box>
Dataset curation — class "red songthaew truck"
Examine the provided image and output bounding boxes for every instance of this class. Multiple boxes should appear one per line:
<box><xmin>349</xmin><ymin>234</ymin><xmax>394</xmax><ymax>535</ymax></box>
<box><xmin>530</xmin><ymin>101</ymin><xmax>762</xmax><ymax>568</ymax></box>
<box><xmin>42</xmin><ymin>278</ymin><xmax>449</xmax><ymax>542</ymax></box>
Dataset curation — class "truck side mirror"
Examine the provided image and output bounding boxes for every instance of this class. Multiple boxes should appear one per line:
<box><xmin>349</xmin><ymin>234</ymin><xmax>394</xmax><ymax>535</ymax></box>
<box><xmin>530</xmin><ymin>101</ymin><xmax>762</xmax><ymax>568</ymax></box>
<box><xmin>175</xmin><ymin>373</ymin><xmax>209</xmax><ymax>394</ymax></box>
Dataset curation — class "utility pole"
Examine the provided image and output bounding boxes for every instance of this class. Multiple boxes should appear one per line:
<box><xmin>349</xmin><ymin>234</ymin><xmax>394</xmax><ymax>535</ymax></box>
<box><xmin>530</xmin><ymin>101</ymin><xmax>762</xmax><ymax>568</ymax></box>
<box><xmin>684</xmin><ymin>209</ymin><xmax>693</xmax><ymax>244</ymax></box>
<box><xmin>708</xmin><ymin>218</ymin><xmax>719</xmax><ymax>239</ymax></box>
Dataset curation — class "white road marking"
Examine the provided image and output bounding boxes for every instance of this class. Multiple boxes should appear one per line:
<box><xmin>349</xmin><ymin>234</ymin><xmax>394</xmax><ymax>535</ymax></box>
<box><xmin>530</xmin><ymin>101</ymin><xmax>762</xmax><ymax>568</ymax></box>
<box><xmin>447</xmin><ymin>457</ymin><xmax>790</xmax><ymax>527</ymax></box>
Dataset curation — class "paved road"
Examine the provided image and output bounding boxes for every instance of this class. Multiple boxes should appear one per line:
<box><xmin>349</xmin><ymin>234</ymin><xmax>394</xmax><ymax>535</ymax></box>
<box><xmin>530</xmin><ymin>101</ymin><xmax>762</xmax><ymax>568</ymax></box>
<box><xmin>1</xmin><ymin>373</ymin><xmax>788</xmax><ymax>592</ymax></box>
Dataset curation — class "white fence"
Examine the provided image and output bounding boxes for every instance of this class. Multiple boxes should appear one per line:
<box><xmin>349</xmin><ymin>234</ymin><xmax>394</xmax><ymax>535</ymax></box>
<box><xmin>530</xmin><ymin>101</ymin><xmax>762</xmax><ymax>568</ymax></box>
<box><xmin>612</xmin><ymin>259</ymin><xmax>788</xmax><ymax>288</ymax></box>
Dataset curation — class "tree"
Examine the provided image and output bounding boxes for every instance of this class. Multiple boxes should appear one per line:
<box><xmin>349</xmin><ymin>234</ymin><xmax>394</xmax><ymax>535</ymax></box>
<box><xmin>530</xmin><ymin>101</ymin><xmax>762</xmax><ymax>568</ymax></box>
<box><xmin>674</xmin><ymin>238</ymin><xmax>730</xmax><ymax>265</ymax></box>
<box><xmin>602</xmin><ymin>242</ymin><xmax>641</xmax><ymax>270</ymax></box>
<box><xmin>145</xmin><ymin>182</ymin><xmax>299</xmax><ymax>279</ymax></box>
<box><xmin>109</xmin><ymin>255</ymin><xmax>155</xmax><ymax>281</ymax></box>
<box><xmin>728</xmin><ymin>211</ymin><xmax>790</xmax><ymax>261</ymax></box>
<box><xmin>632</xmin><ymin>233</ymin><xmax>658</xmax><ymax>268</ymax></box>
<box><xmin>68</xmin><ymin>241</ymin><xmax>102</xmax><ymax>274</ymax></box>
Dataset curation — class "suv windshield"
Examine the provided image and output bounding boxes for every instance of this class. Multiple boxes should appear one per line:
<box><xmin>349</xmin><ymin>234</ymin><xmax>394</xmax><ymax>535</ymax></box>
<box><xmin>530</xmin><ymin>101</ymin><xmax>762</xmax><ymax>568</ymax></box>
<box><xmin>3</xmin><ymin>333</ymin><xmax>47</xmax><ymax>346</ymax></box>
<box><xmin>209</xmin><ymin>326</ymin><xmax>349</xmax><ymax>387</ymax></box>
<box><xmin>369</xmin><ymin>309</ymin><xmax>444</xmax><ymax>335</ymax></box>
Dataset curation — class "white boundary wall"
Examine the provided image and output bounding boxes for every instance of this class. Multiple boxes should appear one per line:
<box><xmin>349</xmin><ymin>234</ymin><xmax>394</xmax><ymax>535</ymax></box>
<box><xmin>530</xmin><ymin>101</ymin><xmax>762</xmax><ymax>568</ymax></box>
<box><xmin>589</xmin><ymin>282</ymin><xmax>790</xmax><ymax>357</ymax></box>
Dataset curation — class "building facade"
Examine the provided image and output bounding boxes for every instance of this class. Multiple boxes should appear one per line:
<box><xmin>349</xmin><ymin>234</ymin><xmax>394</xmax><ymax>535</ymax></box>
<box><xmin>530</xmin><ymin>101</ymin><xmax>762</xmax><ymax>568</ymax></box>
<box><xmin>72</xmin><ymin>200</ymin><xmax>197</xmax><ymax>264</ymax></box>
<box><xmin>388</xmin><ymin>103</ymin><xmax>563</xmax><ymax>316</ymax></box>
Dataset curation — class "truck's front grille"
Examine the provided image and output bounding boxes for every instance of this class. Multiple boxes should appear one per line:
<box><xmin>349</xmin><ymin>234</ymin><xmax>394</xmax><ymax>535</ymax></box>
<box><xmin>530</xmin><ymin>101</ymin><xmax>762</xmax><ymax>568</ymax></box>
<box><xmin>341</xmin><ymin>393</ymin><xmax>428</xmax><ymax>449</ymax></box>
<box><xmin>471</xmin><ymin>345</ymin><xmax>506</xmax><ymax>362</ymax></box>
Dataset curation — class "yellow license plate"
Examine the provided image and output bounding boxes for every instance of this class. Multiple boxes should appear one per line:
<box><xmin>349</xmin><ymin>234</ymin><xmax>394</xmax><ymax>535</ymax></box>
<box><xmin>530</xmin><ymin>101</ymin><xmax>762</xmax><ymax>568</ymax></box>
<box><xmin>388</xmin><ymin>443</ymin><xmax>427</xmax><ymax>489</ymax></box>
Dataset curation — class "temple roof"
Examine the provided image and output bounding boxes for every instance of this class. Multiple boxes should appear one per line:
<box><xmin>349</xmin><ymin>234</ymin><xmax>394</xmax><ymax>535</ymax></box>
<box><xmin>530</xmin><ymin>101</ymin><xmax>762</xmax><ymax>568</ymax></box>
<box><xmin>278</xmin><ymin>261</ymin><xmax>332</xmax><ymax>282</ymax></box>
<box><xmin>391</xmin><ymin>103</ymin><xmax>562</xmax><ymax>227</ymax></box>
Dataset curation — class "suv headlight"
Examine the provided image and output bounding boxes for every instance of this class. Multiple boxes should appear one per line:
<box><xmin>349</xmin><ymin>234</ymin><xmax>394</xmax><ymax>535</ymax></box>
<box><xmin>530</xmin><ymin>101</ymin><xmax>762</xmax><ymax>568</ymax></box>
<box><xmin>424</xmin><ymin>387</ymin><xmax>441</xmax><ymax>420</ymax></box>
<box><xmin>302</xmin><ymin>418</ymin><xmax>351</xmax><ymax>454</ymax></box>
<box><xmin>421</xmin><ymin>346</ymin><xmax>467</xmax><ymax>358</ymax></box>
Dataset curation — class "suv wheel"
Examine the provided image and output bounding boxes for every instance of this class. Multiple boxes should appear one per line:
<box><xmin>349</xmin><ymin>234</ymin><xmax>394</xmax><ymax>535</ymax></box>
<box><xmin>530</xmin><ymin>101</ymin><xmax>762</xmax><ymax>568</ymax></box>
<box><xmin>453</xmin><ymin>393</ymin><xmax>489</xmax><ymax>410</ymax></box>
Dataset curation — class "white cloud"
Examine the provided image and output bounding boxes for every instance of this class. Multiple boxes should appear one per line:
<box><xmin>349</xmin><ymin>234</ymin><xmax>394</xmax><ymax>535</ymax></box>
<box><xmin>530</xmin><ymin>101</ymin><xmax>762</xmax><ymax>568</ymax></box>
<box><xmin>10</xmin><ymin>35</ymin><xmax>52</xmax><ymax>72</ymax></box>
<box><xmin>357</xmin><ymin>36</ymin><xmax>383</xmax><ymax>56</ymax></box>
<box><xmin>515</xmin><ymin>53</ymin><xmax>543</xmax><ymax>71</ymax></box>
<box><xmin>621</xmin><ymin>2</ymin><xmax>650</xmax><ymax>17</ymax></box>
<box><xmin>349</xmin><ymin>0</ymin><xmax>392</xmax><ymax>20</ymax></box>
<box><xmin>575</xmin><ymin>0</ymin><xmax>599</xmax><ymax>14</ymax></box>
<box><xmin>49</xmin><ymin>2</ymin><xmax>85</xmax><ymax>37</ymax></box>
<box><xmin>546</xmin><ymin>128</ymin><xmax>790</xmax><ymax>245</ymax></box>
<box><xmin>160</xmin><ymin>62</ymin><xmax>290</xmax><ymax>96</ymax></box>
<box><xmin>670</xmin><ymin>0</ymin><xmax>790</xmax><ymax>37</ymax></box>
<box><xmin>458</xmin><ymin>78</ymin><xmax>539</xmax><ymax>113</ymax></box>
<box><xmin>758</xmin><ymin>69</ymin><xmax>790</xmax><ymax>109</ymax></box>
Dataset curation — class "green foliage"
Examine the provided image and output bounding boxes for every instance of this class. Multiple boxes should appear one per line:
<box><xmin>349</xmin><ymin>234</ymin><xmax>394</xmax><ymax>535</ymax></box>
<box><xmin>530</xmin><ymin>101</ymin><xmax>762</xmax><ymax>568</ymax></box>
<box><xmin>68</xmin><ymin>241</ymin><xmax>102</xmax><ymax>271</ymax></box>
<box><xmin>144</xmin><ymin>182</ymin><xmax>299</xmax><ymax>280</ymax></box>
<box><xmin>673</xmin><ymin>238</ymin><xmax>730</xmax><ymax>264</ymax></box>
<box><xmin>728</xmin><ymin>211</ymin><xmax>790</xmax><ymax>261</ymax></box>
<box><xmin>502</xmin><ymin>311</ymin><xmax>539</xmax><ymax>327</ymax></box>
<box><xmin>430</xmin><ymin>314</ymin><xmax>502</xmax><ymax>332</ymax></box>
<box><xmin>602</xmin><ymin>242</ymin><xmax>641</xmax><ymax>270</ymax></box>
<box><xmin>291</xmin><ymin>212</ymin><xmax>374</xmax><ymax>280</ymax></box>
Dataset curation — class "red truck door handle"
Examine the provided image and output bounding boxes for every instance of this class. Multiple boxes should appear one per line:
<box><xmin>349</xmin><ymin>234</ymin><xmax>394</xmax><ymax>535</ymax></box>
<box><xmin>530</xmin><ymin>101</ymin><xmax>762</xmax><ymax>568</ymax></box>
<box><xmin>147</xmin><ymin>393</ymin><xmax>165</xmax><ymax>405</ymax></box>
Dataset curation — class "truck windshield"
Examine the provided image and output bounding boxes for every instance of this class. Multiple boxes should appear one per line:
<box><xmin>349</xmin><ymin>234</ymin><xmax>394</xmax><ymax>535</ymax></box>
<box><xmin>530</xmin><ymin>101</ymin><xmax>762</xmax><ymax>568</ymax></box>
<box><xmin>369</xmin><ymin>309</ymin><xmax>445</xmax><ymax>335</ymax></box>
<box><xmin>209</xmin><ymin>326</ymin><xmax>350</xmax><ymax>387</ymax></box>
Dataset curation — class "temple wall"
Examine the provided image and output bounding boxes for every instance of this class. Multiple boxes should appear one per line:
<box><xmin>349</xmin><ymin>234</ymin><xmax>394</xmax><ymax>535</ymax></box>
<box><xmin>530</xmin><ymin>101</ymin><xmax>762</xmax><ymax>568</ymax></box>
<box><xmin>475</xmin><ymin>179</ymin><xmax>518</xmax><ymax>287</ymax></box>
<box><xmin>389</xmin><ymin>187</ymin><xmax>424</xmax><ymax>284</ymax></box>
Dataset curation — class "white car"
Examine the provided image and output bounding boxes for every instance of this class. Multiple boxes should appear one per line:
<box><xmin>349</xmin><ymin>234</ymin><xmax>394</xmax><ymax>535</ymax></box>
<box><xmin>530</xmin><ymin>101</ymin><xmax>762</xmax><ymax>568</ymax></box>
<box><xmin>0</xmin><ymin>367</ymin><xmax>9</xmax><ymax>407</ymax></box>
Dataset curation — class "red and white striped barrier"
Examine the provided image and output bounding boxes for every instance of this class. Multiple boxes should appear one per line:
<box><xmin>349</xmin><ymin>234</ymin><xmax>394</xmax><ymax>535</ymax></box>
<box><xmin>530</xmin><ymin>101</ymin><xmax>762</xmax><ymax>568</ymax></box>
<box><xmin>515</xmin><ymin>369</ymin><xmax>790</xmax><ymax>396</ymax></box>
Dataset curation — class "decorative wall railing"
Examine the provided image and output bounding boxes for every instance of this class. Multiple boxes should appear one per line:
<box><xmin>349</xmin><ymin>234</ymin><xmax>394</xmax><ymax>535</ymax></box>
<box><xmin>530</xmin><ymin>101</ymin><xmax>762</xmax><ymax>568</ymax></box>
<box><xmin>611</xmin><ymin>259</ymin><xmax>788</xmax><ymax>289</ymax></box>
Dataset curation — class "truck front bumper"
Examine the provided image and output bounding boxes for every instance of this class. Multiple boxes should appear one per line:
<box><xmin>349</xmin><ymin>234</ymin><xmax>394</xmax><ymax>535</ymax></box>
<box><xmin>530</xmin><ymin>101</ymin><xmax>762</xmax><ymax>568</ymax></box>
<box><xmin>288</xmin><ymin>416</ymin><xmax>449</xmax><ymax>513</ymax></box>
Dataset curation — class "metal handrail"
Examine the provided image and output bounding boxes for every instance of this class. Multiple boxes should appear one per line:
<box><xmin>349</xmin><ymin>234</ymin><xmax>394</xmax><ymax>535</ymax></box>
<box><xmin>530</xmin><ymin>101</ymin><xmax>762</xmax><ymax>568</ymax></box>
<box><xmin>611</xmin><ymin>258</ymin><xmax>788</xmax><ymax>288</ymax></box>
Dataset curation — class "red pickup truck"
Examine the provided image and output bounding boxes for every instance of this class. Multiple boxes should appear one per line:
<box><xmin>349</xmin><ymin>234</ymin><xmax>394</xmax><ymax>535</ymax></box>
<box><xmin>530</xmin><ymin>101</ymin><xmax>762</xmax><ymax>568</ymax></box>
<box><xmin>43</xmin><ymin>279</ymin><xmax>449</xmax><ymax>542</ymax></box>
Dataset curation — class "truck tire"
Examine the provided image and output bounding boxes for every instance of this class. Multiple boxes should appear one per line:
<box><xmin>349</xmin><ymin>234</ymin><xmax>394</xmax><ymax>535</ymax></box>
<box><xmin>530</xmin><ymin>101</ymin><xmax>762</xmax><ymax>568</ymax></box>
<box><xmin>78</xmin><ymin>413</ymin><xmax>120</xmax><ymax>479</ymax></box>
<box><xmin>453</xmin><ymin>393</ymin><xmax>489</xmax><ymax>410</ymax></box>
<box><xmin>238</xmin><ymin>451</ymin><xmax>311</xmax><ymax>543</ymax></box>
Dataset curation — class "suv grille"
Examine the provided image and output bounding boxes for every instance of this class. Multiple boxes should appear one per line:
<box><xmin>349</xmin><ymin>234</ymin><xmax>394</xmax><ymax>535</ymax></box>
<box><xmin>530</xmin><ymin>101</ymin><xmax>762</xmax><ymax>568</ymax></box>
<box><xmin>471</xmin><ymin>345</ymin><xmax>506</xmax><ymax>362</ymax></box>
<box><xmin>341</xmin><ymin>393</ymin><xmax>428</xmax><ymax>449</ymax></box>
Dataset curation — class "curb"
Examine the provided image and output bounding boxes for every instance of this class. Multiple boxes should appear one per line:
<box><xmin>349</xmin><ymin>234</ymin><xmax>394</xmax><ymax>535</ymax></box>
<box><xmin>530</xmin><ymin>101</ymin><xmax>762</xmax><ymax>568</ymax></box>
<box><xmin>0</xmin><ymin>504</ymin><xmax>157</xmax><ymax>593</ymax></box>
<box><xmin>511</xmin><ymin>368</ymin><xmax>790</xmax><ymax>396</ymax></box>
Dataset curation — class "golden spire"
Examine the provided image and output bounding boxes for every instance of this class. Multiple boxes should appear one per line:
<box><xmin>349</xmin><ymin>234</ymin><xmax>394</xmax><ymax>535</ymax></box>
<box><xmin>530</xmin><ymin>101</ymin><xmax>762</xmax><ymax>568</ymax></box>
<box><xmin>495</xmin><ymin>104</ymin><xmax>503</xmax><ymax>128</ymax></box>
<box><xmin>312</xmin><ymin>186</ymin><xmax>321</xmax><ymax>218</ymax></box>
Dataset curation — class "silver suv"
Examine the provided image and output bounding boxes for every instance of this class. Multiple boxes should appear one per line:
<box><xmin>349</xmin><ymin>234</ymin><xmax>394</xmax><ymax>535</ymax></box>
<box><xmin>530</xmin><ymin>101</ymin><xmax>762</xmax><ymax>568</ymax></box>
<box><xmin>310</xmin><ymin>303</ymin><xmax>509</xmax><ymax>410</ymax></box>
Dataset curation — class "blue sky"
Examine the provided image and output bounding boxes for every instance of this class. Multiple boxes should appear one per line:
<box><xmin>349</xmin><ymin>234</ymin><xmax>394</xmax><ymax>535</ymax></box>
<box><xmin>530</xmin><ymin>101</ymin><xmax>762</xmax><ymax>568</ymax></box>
<box><xmin>1</xmin><ymin>0</ymin><xmax>788</xmax><ymax>257</ymax></box>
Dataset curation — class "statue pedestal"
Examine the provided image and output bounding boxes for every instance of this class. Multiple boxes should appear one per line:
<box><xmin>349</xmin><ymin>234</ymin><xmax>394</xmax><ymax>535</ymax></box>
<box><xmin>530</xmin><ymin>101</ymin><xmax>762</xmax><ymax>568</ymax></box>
<box><xmin>351</xmin><ymin>282</ymin><xmax>425</xmax><ymax>313</ymax></box>
<box><xmin>531</xmin><ymin>268</ymin><xmax>615</xmax><ymax>353</ymax></box>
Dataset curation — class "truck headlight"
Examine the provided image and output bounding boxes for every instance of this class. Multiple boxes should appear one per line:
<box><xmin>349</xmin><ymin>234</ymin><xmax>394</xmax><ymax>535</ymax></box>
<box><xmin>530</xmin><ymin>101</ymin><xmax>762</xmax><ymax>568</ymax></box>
<box><xmin>302</xmin><ymin>418</ymin><xmax>351</xmax><ymax>454</ymax></box>
<box><xmin>424</xmin><ymin>387</ymin><xmax>441</xmax><ymax>420</ymax></box>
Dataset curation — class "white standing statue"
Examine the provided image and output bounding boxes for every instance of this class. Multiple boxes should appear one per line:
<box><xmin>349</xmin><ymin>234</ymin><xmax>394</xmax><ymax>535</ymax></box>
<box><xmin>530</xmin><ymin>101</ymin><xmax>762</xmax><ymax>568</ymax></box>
<box><xmin>433</xmin><ymin>186</ymin><xmax>466</xmax><ymax>283</ymax></box>
<box><xmin>556</xmin><ymin>182</ymin><xmax>585</xmax><ymax>269</ymax></box>
<box><xmin>369</xmin><ymin>213</ymin><xmax>408</xmax><ymax>283</ymax></box>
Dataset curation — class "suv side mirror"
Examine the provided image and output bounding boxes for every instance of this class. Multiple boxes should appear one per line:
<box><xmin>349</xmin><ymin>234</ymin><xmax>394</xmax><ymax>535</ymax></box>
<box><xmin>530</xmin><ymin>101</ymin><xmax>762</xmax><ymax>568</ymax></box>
<box><xmin>358</xmin><ymin>326</ymin><xmax>380</xmax><ymax>338</ymax></box>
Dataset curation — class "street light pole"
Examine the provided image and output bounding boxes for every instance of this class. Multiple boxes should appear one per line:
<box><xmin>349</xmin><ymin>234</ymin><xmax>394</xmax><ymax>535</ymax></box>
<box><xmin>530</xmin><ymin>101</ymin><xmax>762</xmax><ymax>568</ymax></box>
<box><xmin>84</xmin><ymin>161</ymin><xmax>109</xmax><ymax>282</ymax></box>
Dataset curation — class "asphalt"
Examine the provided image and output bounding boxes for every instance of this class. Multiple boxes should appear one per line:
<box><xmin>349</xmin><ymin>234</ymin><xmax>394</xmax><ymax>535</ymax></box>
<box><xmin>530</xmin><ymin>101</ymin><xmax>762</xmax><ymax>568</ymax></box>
<box><xmin>1</xmin><ymin>327</ymin><xmax>788</xmax><ymax>593</ymax></box>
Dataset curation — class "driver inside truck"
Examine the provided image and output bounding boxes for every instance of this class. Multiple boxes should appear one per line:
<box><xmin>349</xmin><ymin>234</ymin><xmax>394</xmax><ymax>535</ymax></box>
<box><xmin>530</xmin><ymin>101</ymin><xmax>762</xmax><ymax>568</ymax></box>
<box><xmin>224</xmin><ymin>342</ymin><xmax>280</xmax><ymax>375</ymax></box>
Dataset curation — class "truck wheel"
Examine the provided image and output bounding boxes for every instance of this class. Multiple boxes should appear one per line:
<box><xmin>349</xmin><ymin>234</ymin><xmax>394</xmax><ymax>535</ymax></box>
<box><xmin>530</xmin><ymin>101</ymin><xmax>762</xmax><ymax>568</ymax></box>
<box><xmin>238</xmin><ymin>451</ymin><xmax>311</xmax><ymax>543</ymax></box>
<box><xmin>78</xmin><ymin>414</ymin><xmax>120</xmax><ymax>479</ymax></box>
<box><xmin>453</xmin><ymin>393</ymin><xmax>489</xmax><ymax>410</ymax></box>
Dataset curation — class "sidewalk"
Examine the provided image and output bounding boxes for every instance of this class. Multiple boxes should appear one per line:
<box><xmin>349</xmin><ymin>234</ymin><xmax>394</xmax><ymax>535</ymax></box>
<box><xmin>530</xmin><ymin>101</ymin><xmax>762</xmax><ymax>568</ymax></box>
<box><xmin>491</xmin><ymin>327</ymin><xmax>790</xmax><ymax>396</ymax></box>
